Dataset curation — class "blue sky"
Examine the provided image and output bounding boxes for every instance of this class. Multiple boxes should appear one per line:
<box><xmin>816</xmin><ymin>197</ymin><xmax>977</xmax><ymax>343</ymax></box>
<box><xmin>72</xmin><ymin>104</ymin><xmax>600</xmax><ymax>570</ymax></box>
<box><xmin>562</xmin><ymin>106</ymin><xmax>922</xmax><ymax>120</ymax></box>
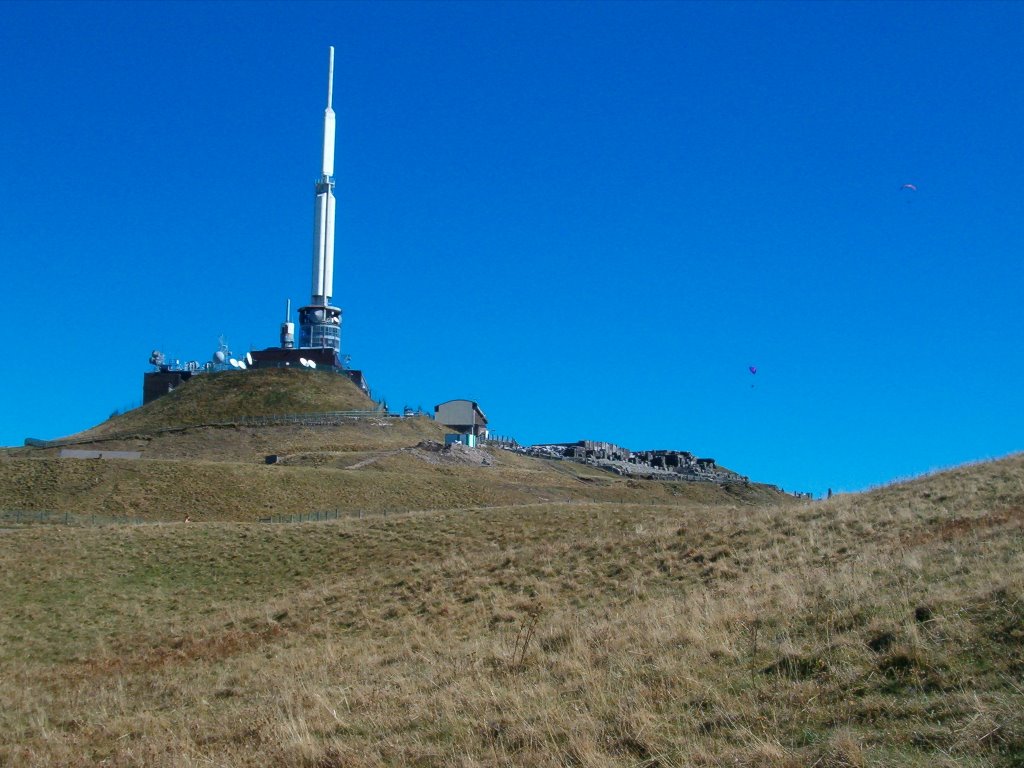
<box><xmin>1</xmin><ymin>1</ymin><xmax>1021</xmax><ymax>496</ymax></box>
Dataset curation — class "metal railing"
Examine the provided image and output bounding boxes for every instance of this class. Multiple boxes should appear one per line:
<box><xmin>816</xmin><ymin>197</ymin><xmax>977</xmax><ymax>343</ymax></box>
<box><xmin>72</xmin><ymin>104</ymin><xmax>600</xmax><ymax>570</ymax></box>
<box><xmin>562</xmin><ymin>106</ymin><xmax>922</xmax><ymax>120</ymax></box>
<box><xmin>482</xmin><ymin>434</ymin><xmax>519</xmax><ymax>449</ymax></box>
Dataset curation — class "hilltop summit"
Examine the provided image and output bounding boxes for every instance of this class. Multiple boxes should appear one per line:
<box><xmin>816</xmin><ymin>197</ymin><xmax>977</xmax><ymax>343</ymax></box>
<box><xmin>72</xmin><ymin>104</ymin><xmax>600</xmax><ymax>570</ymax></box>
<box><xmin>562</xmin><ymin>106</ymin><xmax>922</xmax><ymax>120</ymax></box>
<box><xmin>68</xmin><ymin>368</ymin><xmax>377</xmax><ymax>440</ymax></box>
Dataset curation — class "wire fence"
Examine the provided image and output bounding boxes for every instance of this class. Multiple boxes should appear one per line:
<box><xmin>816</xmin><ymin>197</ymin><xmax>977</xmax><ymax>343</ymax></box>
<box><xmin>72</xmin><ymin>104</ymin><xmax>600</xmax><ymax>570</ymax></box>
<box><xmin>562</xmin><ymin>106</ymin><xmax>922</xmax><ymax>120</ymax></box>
<box><xmin>0</xmin><ymin>508</ymin><xmax>411</xmax><ymax>528</ymax></box>
<box><xmin>234</xmin><ymin>410</ymin><xmax>393</xmax><ymax>425</ymax></box>
<box><xmin>258</xmin><ymin>509</ymin><xmax>382</xmax><ymax>524</ymax></box>
<box><xmin>260</xmin><ymin>507</ymin><xmax>344</xmax><ymax>528</ymax></box>
<box><xmin>0</xmin><ymin>508</ymin><xmax>398</xmax><ymax>528</ymax></box>
<box><xmin>0</xmin><ymin>509</ymin><xmax>150</xmax><ymax>527</ymax></box>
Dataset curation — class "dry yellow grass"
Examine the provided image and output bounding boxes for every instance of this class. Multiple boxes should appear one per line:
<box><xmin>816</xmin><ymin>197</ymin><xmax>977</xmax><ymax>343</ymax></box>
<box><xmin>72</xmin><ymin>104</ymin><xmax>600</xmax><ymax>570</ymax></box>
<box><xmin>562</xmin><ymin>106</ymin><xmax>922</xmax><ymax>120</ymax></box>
<box><xmin>1</xmin><ymin>453</ymin><xmax>1021</xmax><ymax>766</ymax></box>
<box><xmin>0</xmin><ymin>445</ymin><xmax>777</xmax><ymax>520</ymax></box>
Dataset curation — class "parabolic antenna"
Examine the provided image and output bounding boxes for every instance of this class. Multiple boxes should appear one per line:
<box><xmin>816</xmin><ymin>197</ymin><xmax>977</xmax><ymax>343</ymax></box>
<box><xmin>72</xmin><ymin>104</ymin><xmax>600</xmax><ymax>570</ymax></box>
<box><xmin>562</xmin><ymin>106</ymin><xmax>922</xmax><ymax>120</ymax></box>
<box><xmin>299</xmin><ymin>357</ymin><xmax>308</xmax><ymax>367</ymax></box>
<box><xmin>214</xmin><ymin>350</ymin><xmax>225</xmax><ymax>363</ymax></box>
<box><xmin>309</xmin><ymin>360</ymin><xmax>317</xmax><ymax>369</ymax></box>
<box><xmin>238</xmin><ymin>361</ymin><xmax>247</xmax><ymax>370</ymax></box>
<box><xmin>229</xmin><ymin>358</ymin><xmax>239</xmax><ymax>368</ymax></box>
<box><xmin>245</xmin><ymin>352</ymin><xmax>253</xmax><ymax>366</ymax></box>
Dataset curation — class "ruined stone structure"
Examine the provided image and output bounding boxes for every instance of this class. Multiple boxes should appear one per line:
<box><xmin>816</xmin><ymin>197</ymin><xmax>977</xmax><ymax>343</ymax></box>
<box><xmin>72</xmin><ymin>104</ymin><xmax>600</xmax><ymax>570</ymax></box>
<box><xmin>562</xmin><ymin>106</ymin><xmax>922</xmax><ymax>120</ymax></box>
<box><xmin>548</xmin><ymin>440</ymin><xmax>631</xmax><ymax>462</ymax></box>
<box><xmin>515</xmin><ymin>440</ymin><xmax>743</xmax><ymax>485</ymax></box>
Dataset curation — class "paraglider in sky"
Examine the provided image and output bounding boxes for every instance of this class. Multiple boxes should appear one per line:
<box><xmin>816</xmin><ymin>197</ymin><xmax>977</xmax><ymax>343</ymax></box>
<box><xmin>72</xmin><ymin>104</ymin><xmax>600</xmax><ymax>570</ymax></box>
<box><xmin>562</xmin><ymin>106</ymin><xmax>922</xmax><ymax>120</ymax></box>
<box><xmin>900</xmin><ymin>183</ymin><xmax>917</xmax><ymax>192</ymax></box>
<box><xmin>748</xmin><ymin>366</ymin><xmax>757</xmax><ymax>375</ymax></box>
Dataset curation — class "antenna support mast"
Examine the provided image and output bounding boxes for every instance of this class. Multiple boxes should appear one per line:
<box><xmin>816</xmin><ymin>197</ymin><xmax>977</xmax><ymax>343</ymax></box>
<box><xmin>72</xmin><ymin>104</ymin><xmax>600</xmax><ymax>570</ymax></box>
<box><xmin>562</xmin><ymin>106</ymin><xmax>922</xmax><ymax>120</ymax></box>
<box><xmin>299</xmin><ymin>46</ymin><xmax>342</xmax><ymax>354</ymax></box>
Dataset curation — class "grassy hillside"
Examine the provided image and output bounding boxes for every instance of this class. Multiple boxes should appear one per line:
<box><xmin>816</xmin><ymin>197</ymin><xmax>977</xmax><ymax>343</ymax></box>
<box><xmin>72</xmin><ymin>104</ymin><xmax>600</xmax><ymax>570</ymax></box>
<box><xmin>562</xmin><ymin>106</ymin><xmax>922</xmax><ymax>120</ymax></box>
<box><xmin>69</xmin><ymin>367</ymin><xmax>378</xmax><ymax>438</ymax></box>
<box><xmin>2</xmin><ymin>364</ymin><xmax>784</xmax><ymax>519</ymax></box>
<box><xmin>0</xmin><ymin>445</ymin><xmax>781</xmax><ymax>520</ymax></box>
<box><xmin>12</xmin><ymin>417</ymin><xmax>452</xmax><ymax>461</ymax></box>
<box><xmin>1</xmin><ymin>453</ymin><xmax>1021</xmax><ymax>766</ymax></box>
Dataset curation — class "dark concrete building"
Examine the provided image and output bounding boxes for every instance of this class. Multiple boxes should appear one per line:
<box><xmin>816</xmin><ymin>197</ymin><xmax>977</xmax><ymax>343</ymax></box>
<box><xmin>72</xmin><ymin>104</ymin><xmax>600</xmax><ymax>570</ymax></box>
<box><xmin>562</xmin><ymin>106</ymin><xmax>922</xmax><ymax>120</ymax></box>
<box><xmin>434</xmin><ymin>399</ymin><xmax>488</xmax><ymax>438</ymax></box>
<box><xmin>143</xmin><ymin>368</ymin><xmax>199</xmax><ymax>405</ymax></box>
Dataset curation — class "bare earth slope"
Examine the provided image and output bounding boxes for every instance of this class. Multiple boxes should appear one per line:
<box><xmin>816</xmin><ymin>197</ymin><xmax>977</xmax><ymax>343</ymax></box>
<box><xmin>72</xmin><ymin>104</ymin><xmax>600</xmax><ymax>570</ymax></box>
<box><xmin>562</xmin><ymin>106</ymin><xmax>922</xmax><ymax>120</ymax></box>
<box><xmin>0</xmin><ymin>453</ymin><xmax>1022</xmax><ymax>766</ymax></box>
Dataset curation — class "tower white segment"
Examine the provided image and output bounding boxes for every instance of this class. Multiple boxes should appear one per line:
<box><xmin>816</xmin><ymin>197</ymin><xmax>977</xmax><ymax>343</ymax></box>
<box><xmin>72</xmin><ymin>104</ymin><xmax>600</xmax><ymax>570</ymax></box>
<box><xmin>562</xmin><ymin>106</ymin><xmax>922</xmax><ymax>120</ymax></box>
<box><xmin>322</xmin><ymin>46</ymin><xmax>336</xmax><ymax>178</ymax></box>
<box><xmin>323</xmin><ymin>192</ymin><xmax>335</xmax><ymax>298</ymax></box>
<box><xmin>312</xmin><ymin>191</ymin><xmax>328</xmax><ymax>301</ymax></box>
<box><xmin>322</xmin><ymin>111</ymin><xmax>336</xmax><ymax>178</ymax></box>
<box><xmin>310</xmin><ymin>46</ymin><xmax>337</xmax><ymax>306</ymax></box>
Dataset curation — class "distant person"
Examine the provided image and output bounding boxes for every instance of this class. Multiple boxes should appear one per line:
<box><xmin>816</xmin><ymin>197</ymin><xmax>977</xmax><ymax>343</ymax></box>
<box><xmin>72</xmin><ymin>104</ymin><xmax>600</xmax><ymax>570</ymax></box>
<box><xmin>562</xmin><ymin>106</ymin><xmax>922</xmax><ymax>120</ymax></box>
<box><xmin>827</xmin><ymin>488</ymin><xmax>833</xmax><ymax>499</ymax></box>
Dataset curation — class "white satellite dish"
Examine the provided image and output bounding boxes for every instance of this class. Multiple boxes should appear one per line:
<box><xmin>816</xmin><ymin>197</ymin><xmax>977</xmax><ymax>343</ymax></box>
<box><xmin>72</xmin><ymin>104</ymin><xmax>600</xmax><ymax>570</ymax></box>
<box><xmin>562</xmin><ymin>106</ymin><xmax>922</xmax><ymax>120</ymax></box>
<box><xmin>299</xmin><ymin>357</ymin><xmax>308</xmax><ymax>367</ymax></box>
<box><xmin>238</xmin><ymin>361</ymin><xmax>247</xmax><ymax>370</ymax></box>
<box><xmin>228</xmin><ymin>358</ymin><xmax>239</xmax><ymax>368</ymax></box>
<box><xmin>309</xmin><ymin>360</ymin><xmax>317</xmax><ymax>369</ymax></box>
<box><xmin>245</xmin><ymin>352</ymin><xmax>253</xmax><ymax>365</ymax></box>
<box><xmin>214</xmin><ymin>350</ymin><xmax>225</xmax><ymax>363</ymax></box>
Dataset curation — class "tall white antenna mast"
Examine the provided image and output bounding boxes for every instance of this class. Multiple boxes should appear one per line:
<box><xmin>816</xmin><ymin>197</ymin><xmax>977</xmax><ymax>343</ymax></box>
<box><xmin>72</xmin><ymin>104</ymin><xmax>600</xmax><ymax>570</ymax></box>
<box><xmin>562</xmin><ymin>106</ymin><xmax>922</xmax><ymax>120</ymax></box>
<box><xmin>310</xmin><ymin>46</ymin><xmax>337</xmax><ymax>307</ymax></box>
<box><xmin>298</xmin><ymin>47</ymin><xmax>343</xmax><ymax>355</ymax></box>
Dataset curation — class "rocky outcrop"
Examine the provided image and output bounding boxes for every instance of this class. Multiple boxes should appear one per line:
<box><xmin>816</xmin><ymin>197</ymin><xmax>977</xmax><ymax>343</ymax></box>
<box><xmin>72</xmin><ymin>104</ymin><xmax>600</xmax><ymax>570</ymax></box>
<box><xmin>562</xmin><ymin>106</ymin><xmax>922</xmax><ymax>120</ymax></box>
<box><xmin>512</xmin><ymin>440</ymin><xmax>743</xmax><ymax>484</ymax></box>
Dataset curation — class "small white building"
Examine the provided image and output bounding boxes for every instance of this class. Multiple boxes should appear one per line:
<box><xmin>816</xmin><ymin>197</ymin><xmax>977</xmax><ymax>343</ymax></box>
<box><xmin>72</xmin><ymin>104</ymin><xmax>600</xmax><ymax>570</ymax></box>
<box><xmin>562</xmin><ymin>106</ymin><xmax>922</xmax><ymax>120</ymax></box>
<box><xmin>434</xmin><ymin>399</ymin><xmax>488</xmax><ymax>438</ymax></box>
